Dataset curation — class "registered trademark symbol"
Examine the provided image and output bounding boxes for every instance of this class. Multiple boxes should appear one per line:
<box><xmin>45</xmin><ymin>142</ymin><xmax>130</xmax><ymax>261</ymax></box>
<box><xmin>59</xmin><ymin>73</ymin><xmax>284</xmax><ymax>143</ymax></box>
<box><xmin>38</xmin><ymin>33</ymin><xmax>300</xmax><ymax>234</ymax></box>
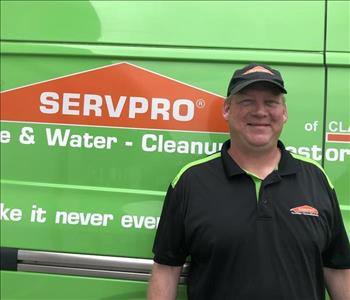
<box><xmin>196</xmin><ymin>99</ymin><xmax>205</xmax><ymax>109</ymax></box>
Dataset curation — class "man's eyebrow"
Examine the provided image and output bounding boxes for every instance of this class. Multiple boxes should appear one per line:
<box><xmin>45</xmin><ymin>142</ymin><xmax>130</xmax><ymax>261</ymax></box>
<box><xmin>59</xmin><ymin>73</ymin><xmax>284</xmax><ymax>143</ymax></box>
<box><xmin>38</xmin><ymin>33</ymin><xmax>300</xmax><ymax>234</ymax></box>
<box><xmin>238</xmin><ymin>92</ymin><xmax>249</xmax><ymax>96</ymax></box>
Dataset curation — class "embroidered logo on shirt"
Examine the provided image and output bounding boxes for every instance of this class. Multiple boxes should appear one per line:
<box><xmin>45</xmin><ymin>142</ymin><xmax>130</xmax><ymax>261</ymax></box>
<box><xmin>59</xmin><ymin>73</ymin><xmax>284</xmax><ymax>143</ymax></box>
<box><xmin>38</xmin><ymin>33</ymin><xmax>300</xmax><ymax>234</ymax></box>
<box><xmin>290</xmin><ymin>205</ymin><xmax>319</xmax><ymax>217</ymax></box>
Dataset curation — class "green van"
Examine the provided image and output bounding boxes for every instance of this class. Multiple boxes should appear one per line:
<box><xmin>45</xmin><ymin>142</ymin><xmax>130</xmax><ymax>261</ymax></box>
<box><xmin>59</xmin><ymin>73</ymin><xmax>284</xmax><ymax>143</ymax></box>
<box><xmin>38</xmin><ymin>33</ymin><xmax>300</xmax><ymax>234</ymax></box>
<box><xmin>1</xmin><ymin>1</ymin><xmax>349</xmax><ymax>299</ymax></box>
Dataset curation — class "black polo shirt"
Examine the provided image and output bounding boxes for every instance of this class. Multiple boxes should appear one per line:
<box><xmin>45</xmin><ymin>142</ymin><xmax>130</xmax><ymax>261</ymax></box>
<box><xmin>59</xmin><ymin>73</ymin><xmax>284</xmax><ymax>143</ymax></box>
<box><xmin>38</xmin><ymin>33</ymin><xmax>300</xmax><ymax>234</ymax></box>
<box><xmin>153</xmin><ymin>140</ymin><xmax>350</xmax><ymax>300</ymax></box>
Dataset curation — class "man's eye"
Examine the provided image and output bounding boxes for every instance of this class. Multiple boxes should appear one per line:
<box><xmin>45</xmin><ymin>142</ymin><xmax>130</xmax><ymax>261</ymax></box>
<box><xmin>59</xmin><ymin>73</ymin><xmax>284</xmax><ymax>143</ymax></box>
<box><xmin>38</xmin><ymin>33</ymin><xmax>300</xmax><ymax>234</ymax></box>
<box><xmin>240</xmin><ymin>99</ymin><xmax>252</xmax><ymax>105</ymax></box>
<box><xmin>266</xmin><ymin>100</ymin><xmax>279</xmax><ymax>107</ymax></box>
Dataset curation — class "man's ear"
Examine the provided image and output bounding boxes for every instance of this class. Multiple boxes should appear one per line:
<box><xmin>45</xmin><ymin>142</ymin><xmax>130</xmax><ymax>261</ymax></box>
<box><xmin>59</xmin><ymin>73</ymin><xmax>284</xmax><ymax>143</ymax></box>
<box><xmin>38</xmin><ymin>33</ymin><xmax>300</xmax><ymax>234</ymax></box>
<box><xmin>283</xmin><ymin>104</ymin><xmax>288</xmax><ymax>123</ymax></box>
<box><xmin>223</xmin><ymin>101</ymin><xmax>230</xmax><ymax>121</ymax></box>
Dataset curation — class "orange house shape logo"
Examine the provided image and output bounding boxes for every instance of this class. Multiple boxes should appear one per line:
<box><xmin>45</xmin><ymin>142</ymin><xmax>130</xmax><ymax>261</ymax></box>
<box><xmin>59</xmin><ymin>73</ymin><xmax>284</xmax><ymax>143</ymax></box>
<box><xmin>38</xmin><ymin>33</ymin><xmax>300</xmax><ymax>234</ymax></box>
<box><xmin>1</xmin><ymin>62</ymin><xmax>228</xmax><ymax>133</ymax></box>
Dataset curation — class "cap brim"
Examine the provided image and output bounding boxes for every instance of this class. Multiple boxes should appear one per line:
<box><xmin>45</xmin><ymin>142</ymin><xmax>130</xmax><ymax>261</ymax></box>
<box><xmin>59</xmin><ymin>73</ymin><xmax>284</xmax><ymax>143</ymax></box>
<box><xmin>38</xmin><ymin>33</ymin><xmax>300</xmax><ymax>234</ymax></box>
<box><xmin>228</xmin><ymin>79</ymin><xmax>287</xmax><ymax>96</ymax></box>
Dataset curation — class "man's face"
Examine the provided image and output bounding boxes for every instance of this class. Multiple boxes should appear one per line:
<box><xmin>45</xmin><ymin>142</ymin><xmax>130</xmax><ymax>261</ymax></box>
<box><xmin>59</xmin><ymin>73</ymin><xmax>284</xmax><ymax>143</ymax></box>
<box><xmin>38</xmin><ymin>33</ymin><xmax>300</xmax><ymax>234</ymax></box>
<box><xmin>223</xmin><ymin>83</ymin><xmax>288</xmax><ymax>151</ymax></box>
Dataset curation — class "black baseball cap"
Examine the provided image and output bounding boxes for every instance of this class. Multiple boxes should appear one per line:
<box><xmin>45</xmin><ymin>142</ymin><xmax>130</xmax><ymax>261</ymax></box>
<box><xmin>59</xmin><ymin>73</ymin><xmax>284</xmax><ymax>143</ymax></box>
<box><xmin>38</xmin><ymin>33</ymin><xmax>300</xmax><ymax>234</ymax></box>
<box><xmin>227</xmin><ymin>63</ymin><xmax>287</xmax><ymax>96</ymax></box>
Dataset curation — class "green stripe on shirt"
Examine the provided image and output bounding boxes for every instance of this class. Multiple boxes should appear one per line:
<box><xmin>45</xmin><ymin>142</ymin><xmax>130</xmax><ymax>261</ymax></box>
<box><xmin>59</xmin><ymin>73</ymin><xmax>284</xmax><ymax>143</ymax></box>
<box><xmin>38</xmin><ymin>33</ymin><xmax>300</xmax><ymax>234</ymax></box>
<box><xmin>291</xmin><ymin>153</ymin><xmax>334</xmax><ymax>189</ymax></box>
<box><xmin>171</xmin><ymin>152</ymin><xmax>221</xmax><ymax>188</ymax></box>
<box><xmin>244</xmin><ymin>170</ymin><xmax>262</xmax><ymax>201</ymax></box>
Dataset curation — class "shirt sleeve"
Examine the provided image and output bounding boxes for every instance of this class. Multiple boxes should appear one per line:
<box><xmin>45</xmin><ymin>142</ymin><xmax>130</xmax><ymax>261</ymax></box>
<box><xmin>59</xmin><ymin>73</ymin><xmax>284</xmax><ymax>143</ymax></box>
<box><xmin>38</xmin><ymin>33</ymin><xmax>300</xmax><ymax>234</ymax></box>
<box><xmin>152</xmin><ymin>180</ymin><xmax>188</xmax><ymax>266</ymax></box>
<box><xmin>322</xmin><ymin>188</ymin><xmax>350</xmax><ymax>269</ymax></box>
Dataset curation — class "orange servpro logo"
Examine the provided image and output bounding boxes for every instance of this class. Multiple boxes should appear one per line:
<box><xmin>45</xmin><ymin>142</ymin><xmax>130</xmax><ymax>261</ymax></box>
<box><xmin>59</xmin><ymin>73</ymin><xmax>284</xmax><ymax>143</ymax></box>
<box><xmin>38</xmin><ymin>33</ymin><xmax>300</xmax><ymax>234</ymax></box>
<box><xmin>290</xmin><ymin>205</ymin><xmax>319</xmax><ymax>217</ymax></box>
<box><xmin>0</xmin><ymin>62</ymin><xmax>228</xmax><ymax>133</ymax></box>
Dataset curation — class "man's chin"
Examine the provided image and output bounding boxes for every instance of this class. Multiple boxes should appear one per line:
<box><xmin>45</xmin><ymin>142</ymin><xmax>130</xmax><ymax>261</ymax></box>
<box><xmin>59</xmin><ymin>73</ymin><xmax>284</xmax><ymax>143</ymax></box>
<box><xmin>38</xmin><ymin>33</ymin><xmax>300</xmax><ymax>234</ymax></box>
<box><xmin>246</xmin><ymin>139</ymin><xmax>277</xmax><ymax>150</ymax></box>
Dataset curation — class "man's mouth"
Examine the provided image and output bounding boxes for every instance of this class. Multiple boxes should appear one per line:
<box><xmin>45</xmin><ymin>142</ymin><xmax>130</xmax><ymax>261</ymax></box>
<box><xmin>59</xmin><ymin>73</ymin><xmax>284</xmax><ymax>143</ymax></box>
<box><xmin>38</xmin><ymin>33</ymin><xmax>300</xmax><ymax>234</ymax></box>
<box><xmin>247</xmin><ymin>123</ymin><xmax>270</xmax><ymax>127</ymax></box>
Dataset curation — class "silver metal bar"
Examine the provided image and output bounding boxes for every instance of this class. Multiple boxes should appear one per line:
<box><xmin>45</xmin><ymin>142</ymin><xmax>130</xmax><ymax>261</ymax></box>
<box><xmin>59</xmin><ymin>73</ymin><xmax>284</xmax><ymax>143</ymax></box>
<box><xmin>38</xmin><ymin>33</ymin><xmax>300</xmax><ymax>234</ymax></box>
<box><xmin>18</xmin><ymin>264</ymin><xmax>151</xmax><ymax>281</ymax></box>
<box><xmin>17</xmin><ymin>264</ymin><xmax>187</xmax><ymax>284</ymax></box>
<box><xmin>18</xmin><ymin>264</ymin><xmax>186</xmax><ymax>284</ymax></box>
<box><xmin>17</xmin><ymin>250</ymin><xmax>188</xmax><ymax>283</ymax></box>
<box><xmin>18</xmin><ymin>250</ymin><xmax>154</xmax><ymax>273</ymax></box>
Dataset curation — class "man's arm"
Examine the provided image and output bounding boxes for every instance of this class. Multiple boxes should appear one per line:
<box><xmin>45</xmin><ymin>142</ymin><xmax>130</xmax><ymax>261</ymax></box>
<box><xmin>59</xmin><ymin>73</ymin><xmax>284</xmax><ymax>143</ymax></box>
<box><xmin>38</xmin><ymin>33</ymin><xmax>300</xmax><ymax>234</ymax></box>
<box><xmin>324</xmin><ymin>267</ymin><xmax>350</xmax><ymax>300</ymax></box>
<box><xmin>148</xmin><ymin>262</ymin><xmax>182</xmax><ymax>300</ymax></box>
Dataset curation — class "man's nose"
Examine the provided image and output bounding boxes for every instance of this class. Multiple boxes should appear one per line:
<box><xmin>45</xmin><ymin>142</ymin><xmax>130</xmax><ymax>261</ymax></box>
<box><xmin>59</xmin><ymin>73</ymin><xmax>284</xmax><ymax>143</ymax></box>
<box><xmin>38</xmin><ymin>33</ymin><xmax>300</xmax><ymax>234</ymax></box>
<box><xmin>252</xmin><ymin>102</ymin><xmax>268</xmax><ymax>117</ymax></box>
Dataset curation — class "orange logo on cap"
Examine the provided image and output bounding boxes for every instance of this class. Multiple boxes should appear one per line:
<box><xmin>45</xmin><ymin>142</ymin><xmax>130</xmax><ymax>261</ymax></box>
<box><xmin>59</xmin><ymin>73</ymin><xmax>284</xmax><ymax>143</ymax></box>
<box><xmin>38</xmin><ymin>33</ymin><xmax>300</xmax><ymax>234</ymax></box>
<box><xmin>243</xmin><ymin>66</ymin><xmax>274</xmax><ymax>76</ymax></box>
<box><xmin>290</xmin><ymin>205</ymin><xmax>319</xmax><ymax>217</ymax></box>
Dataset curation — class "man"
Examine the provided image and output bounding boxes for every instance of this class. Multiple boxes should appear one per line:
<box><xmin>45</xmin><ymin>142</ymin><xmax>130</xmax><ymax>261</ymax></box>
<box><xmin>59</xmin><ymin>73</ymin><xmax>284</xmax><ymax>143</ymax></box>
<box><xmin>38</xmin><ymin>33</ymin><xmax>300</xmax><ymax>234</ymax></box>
<box><xmin>148</xmin><ymin>63</ymin><xmax>350</xmax><ymax>300</ymax></box>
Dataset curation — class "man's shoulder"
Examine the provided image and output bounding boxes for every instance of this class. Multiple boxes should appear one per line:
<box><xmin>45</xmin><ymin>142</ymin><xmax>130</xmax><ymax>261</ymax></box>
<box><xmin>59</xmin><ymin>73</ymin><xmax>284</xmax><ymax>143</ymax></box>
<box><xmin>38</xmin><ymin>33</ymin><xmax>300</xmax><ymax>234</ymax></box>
<box><xmin>171</xmin><ymin>152</ymin><xmax>222</xmax><ymax>188</ymax></box>
<box><xmin>290</xmin><ymin>152</ymin><xmax>334</xmax><ymax>190</ymax></box>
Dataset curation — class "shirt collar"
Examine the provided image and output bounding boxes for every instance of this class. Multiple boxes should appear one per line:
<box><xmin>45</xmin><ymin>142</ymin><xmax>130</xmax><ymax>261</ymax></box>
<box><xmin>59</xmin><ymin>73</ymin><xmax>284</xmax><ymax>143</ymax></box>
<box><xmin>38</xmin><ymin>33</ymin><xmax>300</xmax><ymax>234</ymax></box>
<box><xmin>221</xmin><ymin>140</ymin><xmax>299</xmax><ymax>178</ymax></box>
<box><xmin>221</xmin><ymin>140</ymin><xmax>245</xmax><ymax>177</ymax></box>
<box><xmin>277</xmin><ymin>140</ymin><xmax>300</xmax><ymax>176</ymax></box>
